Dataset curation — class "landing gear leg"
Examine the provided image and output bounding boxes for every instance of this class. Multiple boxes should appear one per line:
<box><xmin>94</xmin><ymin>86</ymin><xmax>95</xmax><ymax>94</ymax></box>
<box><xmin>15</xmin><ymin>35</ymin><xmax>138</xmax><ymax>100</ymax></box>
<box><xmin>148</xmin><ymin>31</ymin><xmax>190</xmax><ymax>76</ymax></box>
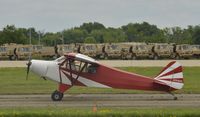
<box><xmin>51</xmin><ymin>84</ymin><xmax>71</xmax><ymax>101</ymax></box>
<box><xmin>51</xmin><ymin>90</ymin><xmax>63</xmax><ymax>101</ymax></box>
<box><xmin>169</xmin><ymin>92</ymin><xmax>178</xmax><ymax>100</ymax></box>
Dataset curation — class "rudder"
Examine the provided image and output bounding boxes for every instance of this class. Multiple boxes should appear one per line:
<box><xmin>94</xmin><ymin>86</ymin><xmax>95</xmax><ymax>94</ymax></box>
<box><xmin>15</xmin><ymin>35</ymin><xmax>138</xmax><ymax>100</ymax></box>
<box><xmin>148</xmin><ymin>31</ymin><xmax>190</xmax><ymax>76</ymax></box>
<box><xmin>154</xmin><ymin>61</ymin><xmax>184</xmax><ymax>90</ymax></box>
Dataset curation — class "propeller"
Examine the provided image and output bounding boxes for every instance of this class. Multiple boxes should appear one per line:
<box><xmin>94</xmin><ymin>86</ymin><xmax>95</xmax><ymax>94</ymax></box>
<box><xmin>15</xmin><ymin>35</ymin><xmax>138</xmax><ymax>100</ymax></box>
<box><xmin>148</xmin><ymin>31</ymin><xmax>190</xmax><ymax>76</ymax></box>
<box><xmin>26</xmin><ymin>60</ymin><xmax>32</xmax><ymax>80</ymax></box>
<box><xmin>26</xmin><ymin>28</ymin><xmax>32</xmax><ymax>80</ymax></box>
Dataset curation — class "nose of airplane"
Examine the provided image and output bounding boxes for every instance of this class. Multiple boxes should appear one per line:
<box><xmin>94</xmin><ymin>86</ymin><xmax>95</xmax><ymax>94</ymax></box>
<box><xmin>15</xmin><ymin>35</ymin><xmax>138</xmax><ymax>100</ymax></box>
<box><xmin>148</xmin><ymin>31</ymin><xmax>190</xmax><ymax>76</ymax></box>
<box><xmin>29</xmin><ymin>60</ymin><xmax>48</xmax><ymax>77</ymax></box>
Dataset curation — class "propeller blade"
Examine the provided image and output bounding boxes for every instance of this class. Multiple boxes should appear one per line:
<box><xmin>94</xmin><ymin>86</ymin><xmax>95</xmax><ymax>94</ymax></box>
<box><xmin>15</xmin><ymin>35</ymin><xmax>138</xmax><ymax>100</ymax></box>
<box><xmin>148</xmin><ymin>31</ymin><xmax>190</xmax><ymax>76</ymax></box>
<box><xmin>26</xmin><ymin>61</ymin><xmax>32</xmax><ymax>80</ymax></box>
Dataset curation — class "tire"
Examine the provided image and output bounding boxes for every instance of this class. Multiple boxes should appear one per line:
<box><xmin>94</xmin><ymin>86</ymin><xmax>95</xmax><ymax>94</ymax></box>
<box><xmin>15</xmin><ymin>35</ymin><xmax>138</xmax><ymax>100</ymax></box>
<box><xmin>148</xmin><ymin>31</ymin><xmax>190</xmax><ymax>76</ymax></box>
<box><xmin>103</xmin><ymin>53</ymin><xmax>108</xmax><ymax>60</ymax></box>
<box><xmin>175</xmin><ymin>54</ymin><xmax>180</xmax><ymax>60</ymax></box>
<box><xmin>132</xmin><ymin>54</ymin><xmax>137</xmax><ymax>60</ymax></box>
<box><xmin>9</xmin><ymin>55</ymin><xmax>17</xmax><ymax>60</ymax></box>
<box><xmin>153</xmin><ymin>54</ymin><xmax>159</xmax><ymax>60</ymax></box>
<box><xmin>51</xmin><ymin>90</ymin><xmax>63</xmax><ymax>101</ymax></box>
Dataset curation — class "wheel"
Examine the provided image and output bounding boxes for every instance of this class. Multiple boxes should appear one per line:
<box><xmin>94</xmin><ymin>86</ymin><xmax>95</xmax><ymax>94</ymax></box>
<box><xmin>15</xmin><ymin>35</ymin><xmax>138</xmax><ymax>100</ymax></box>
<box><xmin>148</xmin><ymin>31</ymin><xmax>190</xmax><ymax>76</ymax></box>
<box><xmin>153</xmin><ymin>54</ymin><xmax>158</xmax><ymax>60</ymax></box>
<box><xmin>173</xmin><ymin>96</ymin><xmax>178</xmax><ymax>100</ymax></box>
<box><xmin>132</xmin><ymin>54</ymin><xmax>137</xmax><ymax>60</ymax></box>
<box><xmin>9</xmin><ymin>55</ymin><xmax>17</xmax><ymax>60</ymax></box>
<box><xmin>175</xmin><ymin>54</ymin><xmax>180</xmax><ymax>60</ymax></box>
<box><xmin>51</xmin><ymin>90</ymin><xmax>63</xmax><ymax>101</ymax></box>
<box><xmin>104</xmin><ymin>53</ymin><xmax>108</xmax><ymax>60</ymax></box>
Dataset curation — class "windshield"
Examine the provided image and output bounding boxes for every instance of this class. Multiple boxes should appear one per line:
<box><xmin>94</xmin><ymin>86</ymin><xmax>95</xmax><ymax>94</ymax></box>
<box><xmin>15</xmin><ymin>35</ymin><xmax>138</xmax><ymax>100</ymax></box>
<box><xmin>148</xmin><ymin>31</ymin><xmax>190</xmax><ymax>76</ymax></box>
<box><xmin>55</xmin><ymin>56</ymin><xmax>66</xmax><ymax>62</ymax></box>
<box><xmin>19</xmin><ymin>47</ymin><xmax>31</xmax><ymax>52</ymax></box>
<box><xmin>33</xmin><ymin>46</ymin><xmax>42</xmax><ymax>50</ymax></box>
<box><xmin>0</xmin><ymin>47</ymin><xmax>6</xmax><ymax>52</ymax></box>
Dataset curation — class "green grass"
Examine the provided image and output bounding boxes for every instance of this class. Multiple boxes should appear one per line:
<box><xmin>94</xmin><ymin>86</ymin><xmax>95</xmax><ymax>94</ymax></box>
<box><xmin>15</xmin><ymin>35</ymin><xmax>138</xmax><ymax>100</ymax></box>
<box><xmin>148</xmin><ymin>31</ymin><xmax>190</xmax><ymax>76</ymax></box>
<box><xmin>0</xmin><ymin>67</ymin><xmax>199</xmax><ymax>94</ymax></box>
<box><xmin>0</xmin><ymin>107</ymin><xmax>199</xmax><ymax>117</ymax></box>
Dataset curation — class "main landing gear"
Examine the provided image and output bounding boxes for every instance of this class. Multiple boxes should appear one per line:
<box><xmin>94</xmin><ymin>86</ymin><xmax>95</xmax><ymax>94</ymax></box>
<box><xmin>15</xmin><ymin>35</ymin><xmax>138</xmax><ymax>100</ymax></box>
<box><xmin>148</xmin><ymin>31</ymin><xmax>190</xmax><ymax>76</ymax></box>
<box><xmin>51</xmin><ymin>90</ymin><xmax>63</xmax><ymax>101</ymax></box>
<box><xmin>51</xmin><ymin>84</ymin><xmax>71</xmax><ymax>101</ymax></box>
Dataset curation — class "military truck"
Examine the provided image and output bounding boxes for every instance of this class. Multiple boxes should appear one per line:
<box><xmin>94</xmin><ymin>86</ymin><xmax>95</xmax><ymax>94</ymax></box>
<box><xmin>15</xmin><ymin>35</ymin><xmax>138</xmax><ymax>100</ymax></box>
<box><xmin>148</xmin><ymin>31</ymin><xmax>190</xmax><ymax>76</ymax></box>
<box><xmin>3</xmin><ymin>43</ymin><xmax>19</xmax><ymax>60</ymax></box>
<box><xmin>150</xmin><ymin>43</ymin><xmax>174</xmax><ymax>60</ymax></box>
<box><xmin>172</xmin><ymin>44</ymin><xmax>193</xmax><ymax>59</ymax></box>
<box><xmin>100</xmin><ymin>43</ymin><xmax>127</xmax><ymax>59</ymax></box>
<box><xmin>95</xmin><ymin>43</ymin><xmax>106</xmax><ymax>58</ymax></box>
<box><xmin>127</xmin><ymin>43</ymin><xmax>153</xmax><ymax>60</ymax></box>
<box><xmin>0</xmin><ymin>46</ymin><xmax>8</xmax><ymax>60</ymax></box>
<box><xmin>57</xmin><ymin>44</ymin><xmax>75</xmax><ymax>57</ymax></box>
<box><xmin>39</xmin><ymin>46</ymin><xmax>56</xmax><ymax>59</ymax></box>
<box><xmin>191</xmin><ymin>45</ymin><xmax>200</xmax><ymax>58</ymax></box>
<box><xmin>77</xmin><ymin>44</ymin><xmax>98</xmax><ymax>58</ymax></box>
<box><xmin>15</xmin><ymin>44</ymin><xmax>32</xmax><ymax>60</ymax></box>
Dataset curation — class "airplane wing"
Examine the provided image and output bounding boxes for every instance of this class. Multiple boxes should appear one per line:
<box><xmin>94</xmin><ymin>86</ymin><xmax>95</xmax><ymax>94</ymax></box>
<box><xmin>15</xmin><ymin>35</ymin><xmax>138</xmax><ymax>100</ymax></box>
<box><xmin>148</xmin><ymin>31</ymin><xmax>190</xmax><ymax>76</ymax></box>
<box><xmin>65</xmin><ymin>53</ymin><xmax>99</xmax><ymax>65</ymax></box>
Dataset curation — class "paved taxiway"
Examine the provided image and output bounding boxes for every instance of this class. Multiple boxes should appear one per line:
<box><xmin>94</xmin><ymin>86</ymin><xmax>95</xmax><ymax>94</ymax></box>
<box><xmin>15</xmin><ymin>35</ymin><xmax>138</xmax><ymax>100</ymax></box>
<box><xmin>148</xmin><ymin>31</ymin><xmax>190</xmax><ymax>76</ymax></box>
<box><xmin>0</xmin><ymin>94</ymin><xmax>199</xmax><ymax>108</ymax></box>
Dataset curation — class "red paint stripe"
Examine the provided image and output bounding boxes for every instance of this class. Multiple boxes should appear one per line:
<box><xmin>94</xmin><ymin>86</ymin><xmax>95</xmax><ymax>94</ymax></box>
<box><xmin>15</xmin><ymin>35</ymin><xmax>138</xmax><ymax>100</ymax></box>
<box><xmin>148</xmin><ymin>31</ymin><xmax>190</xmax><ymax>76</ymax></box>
<box><xmin>59</xmin><ymin>84</ymin><xmax>71</xmax><ymax>93</ymax></box>
<box><xmin>159</xmin><ymin>78</ymin><xmax>184</xmax><ymax>83</ymax></box>
<box><xmin>159</xmin><ymin>66</ymin><xmax>182</xmax><ymax>78</ymax></box>
<box><xmin>155</xmin><ymin>61</ymin><xmax>176</xmax><ymax>77</ymax></box>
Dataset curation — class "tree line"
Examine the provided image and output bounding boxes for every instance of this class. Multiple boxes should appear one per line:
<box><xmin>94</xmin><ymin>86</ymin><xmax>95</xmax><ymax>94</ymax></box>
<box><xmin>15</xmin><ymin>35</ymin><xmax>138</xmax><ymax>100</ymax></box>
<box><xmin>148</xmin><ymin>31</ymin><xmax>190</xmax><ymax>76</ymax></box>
<box><xmin>0</xmin><ymin>22</ymin><xmax>200</xmax><ymax>46</ymax></box>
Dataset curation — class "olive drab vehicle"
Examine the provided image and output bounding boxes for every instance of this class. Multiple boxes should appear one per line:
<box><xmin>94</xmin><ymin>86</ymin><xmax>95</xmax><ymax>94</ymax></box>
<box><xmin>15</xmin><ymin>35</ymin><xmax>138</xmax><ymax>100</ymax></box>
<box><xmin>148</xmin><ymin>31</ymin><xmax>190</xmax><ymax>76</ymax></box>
<box><xmin>130</xmin><ymin>43</ymin><xmax>153</xmax><ymax>60</ymax></box>
<box><xmin>15</xmin><ymin>44</ymin><xmax>32</xmax><ymax>60</ymax></box>
<box><xmin>100</xmin><ymin>43</ymin><xmax>126</xmax><ymax>59</ymax></box>
<box><xmin>40</xmin><ymin>46</ymin><xmax>56</xmax><ymax>59</ymax></box>
<box><xmin>150</xmin><ymin>43</ymin><xmax>174</xmax><ymax>60</ymax></box>
<box><xmin>1</xmin><ymin>42</ymin><xmax>200</xmax><ymax>60</ymax></box>
<box><xmin>172</xmin><ymin>44</ymin><xmax>193</xmax><ymax>59</ymax></box>
<box><xmin>122</xmin><ymin>43</ymin><xmax>152</xmax><ymax>60</ymax></box>
<box><xmin>0</xmin><ymin>46</ymin><xmax>8</xmax><ymax>60</ymax></box>
<box><xmin>57</xmin><ymin>44</ymin><xmax>75</xmax><ymax>57</ymax></box>
<box><xmin>95</xmin><ymin>43</ymin><xmax>105</xmax><ymax>58</ymax></box>
<box><xmin>3</xmin><ymin>43</ymin><xmax>18</xmax><ymax>60</ymax></box>
<box><xmin>191</xmin><ymin>45</ymin><xmax>200</xmax><ymax>58</ymax></box>
<box><xmin>32</xmin><ymin>45</ymin><xmax>43</xmax><ymax>56</ymax></box>
<box><xmin>77</xmin><ymin>44</ymin><xmax>98</xmax><ymax>58</ymax></box>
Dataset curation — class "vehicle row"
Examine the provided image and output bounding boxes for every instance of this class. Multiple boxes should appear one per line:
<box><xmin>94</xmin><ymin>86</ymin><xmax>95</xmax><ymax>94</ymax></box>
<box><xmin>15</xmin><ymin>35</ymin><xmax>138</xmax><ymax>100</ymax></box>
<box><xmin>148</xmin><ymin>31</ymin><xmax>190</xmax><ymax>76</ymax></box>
<box><xmin>0</xmin><ymin>43</ymin><xmax>200</xmax><ymax>60</ymax></box>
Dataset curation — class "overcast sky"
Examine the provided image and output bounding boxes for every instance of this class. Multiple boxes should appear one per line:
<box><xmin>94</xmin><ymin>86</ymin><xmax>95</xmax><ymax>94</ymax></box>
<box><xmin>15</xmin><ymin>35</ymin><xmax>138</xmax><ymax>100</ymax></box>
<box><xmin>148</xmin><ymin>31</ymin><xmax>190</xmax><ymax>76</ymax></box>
<box><xmin>0</xmin><ymin>0</ymin><xmax>199</xmax><ymax>32</ymax></box>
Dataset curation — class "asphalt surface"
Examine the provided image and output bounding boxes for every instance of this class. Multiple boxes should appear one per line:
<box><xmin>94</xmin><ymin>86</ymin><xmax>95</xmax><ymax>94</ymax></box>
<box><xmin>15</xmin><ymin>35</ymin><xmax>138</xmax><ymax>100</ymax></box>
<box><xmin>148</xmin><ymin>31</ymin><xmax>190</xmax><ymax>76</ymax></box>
<box><xmin>1</xmin><ymin>60</ymin><xmax>200</xmax><ymax>67</ymax></box>
<box><xmin>0</xmin><ymin>94</ymin><xmax>199</xmax><ymax>108</ymax></box>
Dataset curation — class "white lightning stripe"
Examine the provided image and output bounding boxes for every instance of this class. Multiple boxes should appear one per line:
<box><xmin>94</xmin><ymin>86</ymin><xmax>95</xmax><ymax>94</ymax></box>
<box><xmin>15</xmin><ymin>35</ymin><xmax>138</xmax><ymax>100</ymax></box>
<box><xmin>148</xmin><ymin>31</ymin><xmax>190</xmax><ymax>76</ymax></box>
<box><xmin>157</xmin><ymin>79</ymin><xmax>184</xmax><ymax>89</ymax></box>
<box><xmin>155</xmin><ymin>62</ymin><xmax>181</xmax><ymax>79</ymax></box>
<box><xmin>62</xmin><ymin>70</ymin><xmax>111</xmax><ymax>88</ymax></box>
<box><xmin>158</xmin><ymin>72</ymin><xmax>183</xmax><ymax>79</ymax></box>
<box><xmin>77</xmin><ymin>76</ymin><xmax>111</xmax><ymax>88</ymax></box>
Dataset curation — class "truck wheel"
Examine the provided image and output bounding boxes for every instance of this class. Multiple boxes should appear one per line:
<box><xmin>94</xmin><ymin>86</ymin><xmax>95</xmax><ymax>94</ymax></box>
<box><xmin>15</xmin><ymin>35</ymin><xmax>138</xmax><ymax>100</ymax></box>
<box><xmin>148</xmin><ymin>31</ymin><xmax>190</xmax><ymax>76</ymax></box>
<box><xmin>153</xmin><ymin>54</ymin><xmax>159</xmax><ymax>60</ymax></box>
<box><xmin>175</xmin><ymin>54</ymin><xmax>180</xmax><ymax>60</ymax></box>
<box><xmin>103</xmin><ymin>53</ymin><xmax>108</xmax><ymax>60</ymax></box>
<box><xmin>51</xmin><ymin>90</ymin><xmax>63</xmax><ymax>101</ymax></box>
<box><xmin>132</xmin><ymin>54</ymin><xmax>137</xmax><ymax>60</ymax></box>
<box><xmin>9</xmin><ymin>55</ymin><xmax>16</xmax><ymax>60</ymax></box>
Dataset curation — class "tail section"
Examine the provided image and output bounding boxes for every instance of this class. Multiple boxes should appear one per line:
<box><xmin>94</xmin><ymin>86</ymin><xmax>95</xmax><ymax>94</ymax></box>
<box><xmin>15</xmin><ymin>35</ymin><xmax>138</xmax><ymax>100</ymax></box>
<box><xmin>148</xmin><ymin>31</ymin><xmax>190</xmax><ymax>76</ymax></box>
<box><xmin>154</xmin><ymin>61</ymin><xmax>184</xmax><ymax>90</ymax></box>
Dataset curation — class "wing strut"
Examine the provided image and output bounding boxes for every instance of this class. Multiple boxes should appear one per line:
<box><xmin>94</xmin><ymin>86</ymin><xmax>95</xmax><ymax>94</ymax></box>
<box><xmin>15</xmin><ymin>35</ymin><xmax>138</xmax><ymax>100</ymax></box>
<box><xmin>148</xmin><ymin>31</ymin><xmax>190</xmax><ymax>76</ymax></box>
<box><xmin>58</xmin><ymin>57</ymin><xmax>88</xmax><ymax>86</ymax></box>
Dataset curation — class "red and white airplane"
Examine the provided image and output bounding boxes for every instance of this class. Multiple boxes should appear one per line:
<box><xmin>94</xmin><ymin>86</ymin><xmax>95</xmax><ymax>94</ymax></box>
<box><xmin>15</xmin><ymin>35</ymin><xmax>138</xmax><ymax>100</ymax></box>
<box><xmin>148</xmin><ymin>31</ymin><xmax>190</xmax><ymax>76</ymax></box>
<box><xmin>26</xmin><ymin>53</ymin><xmax>184</xmax><ymax>101</ymax></box>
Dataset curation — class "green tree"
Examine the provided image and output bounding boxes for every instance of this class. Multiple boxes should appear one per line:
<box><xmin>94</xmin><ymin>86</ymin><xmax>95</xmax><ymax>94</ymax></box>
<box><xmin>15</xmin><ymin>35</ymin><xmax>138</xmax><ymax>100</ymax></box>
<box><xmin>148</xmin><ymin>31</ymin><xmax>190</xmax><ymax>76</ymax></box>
<box><xmin>84</xmin><ymin>36</ymin><xmax>96</xmax><ymax>43</ymax></box>
<box><xmin>0</xmin><ymin>25</ymin><xmax>27</xmax><ymax>44</ymax></box>
<box><xmin>193</xmin><ymin>26</ymin><xmax>200</xmax><ymax>44</ymax></box>
<box><xmin>42</xmin><ymin>32</ymin><xmax>60</xmax><ymax>46</ymax></box>
<box><xmin>63</xmin><ymin>28</ymin><xmax>88</xmax><ymax>43</ymax></box>
<box><xmin>80</xmin><ymin>22</ymin><xmax>105</xmax><ymax>33</ymax></box>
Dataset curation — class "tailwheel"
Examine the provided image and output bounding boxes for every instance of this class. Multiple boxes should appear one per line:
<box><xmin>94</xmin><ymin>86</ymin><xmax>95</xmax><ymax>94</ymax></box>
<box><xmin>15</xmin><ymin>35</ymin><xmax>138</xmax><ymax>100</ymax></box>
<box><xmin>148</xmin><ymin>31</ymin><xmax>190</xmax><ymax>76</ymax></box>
<box><xmin>169</xmin><ymin>92</ymin><xmax>178</xmax><ymax>100</ymax></box>
<box><xmin>173</xmin><ymin>96</ymin><xmax>178</xmax><ymax>100</ymax></box>
<box><xmin>51</xmin><ymin>90</ymin><xmax>63</xmax><ymax>101</ymax></box>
